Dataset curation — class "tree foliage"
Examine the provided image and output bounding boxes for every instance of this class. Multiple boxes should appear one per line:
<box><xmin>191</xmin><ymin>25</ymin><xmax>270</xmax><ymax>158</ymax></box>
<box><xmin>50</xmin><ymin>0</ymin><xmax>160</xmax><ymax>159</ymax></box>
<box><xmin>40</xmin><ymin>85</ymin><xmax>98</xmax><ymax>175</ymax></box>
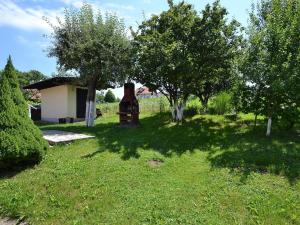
<box><xmin>17</xmin><ymin>70</ymin><xmax>47</xmax><ymax>101</ymax></box>
<box><xmin>104</xmin><ymin>90</ymin><xmax>116</xmax><ymax>103</ymax></box>
<box><xmin>132</xmin><ymin>0</ymin><xmax>242</xmax><ymax>120</ymax></box>
<box><xmin>0</xmin><ymin>57</ymin><xmax>48</xmax><ymax>169</ymax></box>
<box><xmin>188</xmin><ymin>1</ymin><xmax>243</xmax><ymax>111</ymax></box>
<box><xmin>18</xmin><ymin>70</ymin><xmax>47</xmax><ymax>88</ymax></box>
<box><xmin>96</xmin><ymin>91</ymin><xmax>105</xmax><ymax>103</ymax></box>
<box><xmin>132</xmin><ymin>0</ymin><xmax>197</xmax><ymax>121</ymax></box>
<box><xmin>48</xmin><ymin>3</ymin><xmax>131</xmax><ymax>126</ymax></box>
<box><xmin>236</xmin><ymin>0</ymin><xmax>300</xmax><ymax>135</ymax></box>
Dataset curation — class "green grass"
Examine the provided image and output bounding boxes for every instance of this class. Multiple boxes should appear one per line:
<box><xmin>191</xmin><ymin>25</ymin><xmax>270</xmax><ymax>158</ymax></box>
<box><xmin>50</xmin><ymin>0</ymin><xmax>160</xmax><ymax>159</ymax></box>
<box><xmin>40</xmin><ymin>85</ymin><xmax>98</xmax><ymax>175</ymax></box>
<box><xmin>98</xmin><ymin>97</ymin><xmax>169</xmax><ymax>115</ymax></box>
<box><xmin>0</xmin><ymin>113</ymin><xmax>299</xmax><ymax>225</ymax></box>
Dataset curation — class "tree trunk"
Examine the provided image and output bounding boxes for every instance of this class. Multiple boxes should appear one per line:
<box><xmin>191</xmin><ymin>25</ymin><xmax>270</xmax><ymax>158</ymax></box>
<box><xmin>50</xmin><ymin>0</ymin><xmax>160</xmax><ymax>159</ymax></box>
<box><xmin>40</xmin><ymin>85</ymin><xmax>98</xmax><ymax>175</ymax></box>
<box><xmin>199</xmin><ymin>95</ymin><xmax>209</xmax><ymax>114</ymax></box>
<box><xmin>171</xmin><ymin>101</ymin><xmax>177</xmax><ymax>121</ymax></box>
<box><xmin>176</xmin><ymin>102</ymin><xmax>185</xmax><ymax>122</ymax></box>
<box><xmin>266</xmin><ymin>117</ymin><xmax>272</xmax><ymax>137</ymax></box>
<box><xmin>170</xmin><ymin>100</ymin><xmax>186</xmax><ymax>122</ymax></box>
<box><xmin>254</xmin><ymin>114</ymin><xmax>258</xmax><ymax>127</ymax></box>
<box><xmin>85</xmin><ymin>78</ymin><xmax>97</xmax><ymax>127</ymax></box>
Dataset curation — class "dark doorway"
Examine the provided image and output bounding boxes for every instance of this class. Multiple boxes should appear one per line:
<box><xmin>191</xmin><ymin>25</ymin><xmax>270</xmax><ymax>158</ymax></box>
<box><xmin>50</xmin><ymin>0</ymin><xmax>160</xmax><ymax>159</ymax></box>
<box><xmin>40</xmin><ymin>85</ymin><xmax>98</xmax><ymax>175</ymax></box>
<box><xmin>76</xmin><ymin>88</ymin><xmax>88</xmax><ymax>118</ymax></box>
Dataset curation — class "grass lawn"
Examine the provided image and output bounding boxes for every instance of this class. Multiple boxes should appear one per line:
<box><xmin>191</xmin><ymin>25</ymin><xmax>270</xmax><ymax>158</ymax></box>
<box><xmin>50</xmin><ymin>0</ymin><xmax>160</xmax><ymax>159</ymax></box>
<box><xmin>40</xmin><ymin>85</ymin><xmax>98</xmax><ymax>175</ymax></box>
<box><xmin>0</xmin><ymin>113</ymin><xmax>299</xmax><ymax>225</ymax></box>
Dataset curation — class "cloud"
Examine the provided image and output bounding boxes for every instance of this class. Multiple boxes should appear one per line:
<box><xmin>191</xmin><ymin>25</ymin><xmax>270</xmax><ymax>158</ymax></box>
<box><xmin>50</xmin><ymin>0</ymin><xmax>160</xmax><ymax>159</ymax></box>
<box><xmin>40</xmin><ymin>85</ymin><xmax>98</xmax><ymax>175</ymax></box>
<box><xmin>0</xmin><ymin>0</ymin><xmax>136</xmax><ymax>33</ymax></box>
<box><xmin>0</xmin><ymin>0</ymin><xmax>62</xmax><ymax>32</ymax></box>
<box><xmin>60</xmin><ymin>0</ymin><xmax>84</xmax><ymax>8</ymax></box>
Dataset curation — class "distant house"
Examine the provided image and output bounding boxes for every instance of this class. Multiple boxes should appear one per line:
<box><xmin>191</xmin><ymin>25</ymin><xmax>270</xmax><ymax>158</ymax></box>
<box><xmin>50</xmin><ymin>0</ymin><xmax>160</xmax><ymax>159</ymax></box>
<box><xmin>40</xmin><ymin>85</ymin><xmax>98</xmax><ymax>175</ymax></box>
<box><xmin>135</xmin><ymin>86</ymin><xmax>160</xmax><ymax>99</ymax></box>
<box><xmin>24</xmin><ymin>77</ymin><xmax>90</xmax><ymax>123</ymax></box>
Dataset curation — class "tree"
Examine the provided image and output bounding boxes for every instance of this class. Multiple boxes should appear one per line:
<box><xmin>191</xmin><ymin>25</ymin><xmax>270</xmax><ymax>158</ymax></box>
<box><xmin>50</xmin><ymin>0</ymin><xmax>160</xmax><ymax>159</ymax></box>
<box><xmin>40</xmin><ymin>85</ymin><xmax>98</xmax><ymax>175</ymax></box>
<box><xmin>96</xmin><ymin>91</ymin><xmax>105</xmax><ymax>103</ymax></box>
<box><xmin>104</xmin><ymin>90</ymin><xmax>116</xmax><ymax>103</ymax></box>
<box><xmin>17</xmin><ymin>70</ymin><xmax>47</xmax><ymax>101</ymax></box>
<box><xmin>188</xmin><ymin>1</ymin><xmax>243</xmax><ymax>112</ymax></box>
<box><xmin>0</xmin><ymin>57</ymin><xmax>48</xmax><ymax>169</ymax></box>
<box><xmin>48</xmin><ymin>3</ymin><xmax>131</xmax><ymax>127</ymax></box>
<box><xmin>132</xmin><ymin>0</ymin><xmax>197</xmax><ymax>122</ymax></box>
<box><xmin>18</xmin><ymin>70</ymin><xmax>47</xmax><ymax>88</ymax></box>
<box><xmin>238</xmin><ymin>0</ymin><xmax>300</xmax><ymax>136</ymax></box>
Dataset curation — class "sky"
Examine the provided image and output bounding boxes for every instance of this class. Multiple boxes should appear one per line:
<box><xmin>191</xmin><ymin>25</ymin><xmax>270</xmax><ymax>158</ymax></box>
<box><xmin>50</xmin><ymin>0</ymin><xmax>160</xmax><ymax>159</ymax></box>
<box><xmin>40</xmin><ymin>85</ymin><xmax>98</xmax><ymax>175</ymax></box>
<box><xmin>0</xmin><ymin>0</ymin><xmax>255</xmax><ymax>97</ymax></box>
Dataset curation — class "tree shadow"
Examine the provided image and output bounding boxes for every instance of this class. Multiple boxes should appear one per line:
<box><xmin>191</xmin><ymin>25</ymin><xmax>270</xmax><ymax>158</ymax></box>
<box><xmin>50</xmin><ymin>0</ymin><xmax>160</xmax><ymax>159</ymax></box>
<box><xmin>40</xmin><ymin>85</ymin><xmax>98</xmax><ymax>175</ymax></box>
<box><xmin>207</xmin><ymin>132</ymin><xmax>300</xmax><ymax>184</ymax></box>
<box><xmin>39</xmin><ymin>113</ymin><xmax>300</xmax><ymax>184</ymax></box>
<box><xmin>0</xmin><ymin>164</ymin><xmax>36</xmax><ymax>180</ymax></box>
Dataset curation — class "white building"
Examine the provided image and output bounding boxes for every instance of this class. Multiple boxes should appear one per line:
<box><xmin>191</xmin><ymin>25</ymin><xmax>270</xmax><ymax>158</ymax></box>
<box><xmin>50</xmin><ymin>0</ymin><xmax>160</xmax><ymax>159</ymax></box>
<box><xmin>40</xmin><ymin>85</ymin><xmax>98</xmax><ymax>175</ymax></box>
<box><xmin>24</xmin><ymin>77</ymin><xmax>88</xmax><ymax>123</ymax></box>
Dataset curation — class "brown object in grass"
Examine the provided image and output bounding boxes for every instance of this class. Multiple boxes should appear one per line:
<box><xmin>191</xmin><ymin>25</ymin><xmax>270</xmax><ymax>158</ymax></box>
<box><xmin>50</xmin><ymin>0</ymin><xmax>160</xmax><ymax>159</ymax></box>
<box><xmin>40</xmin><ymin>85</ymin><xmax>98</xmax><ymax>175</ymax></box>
<box><xmin>118</xmin><ymin>83</ymin><xmax>139</xmax><ymax>126</ymax></box>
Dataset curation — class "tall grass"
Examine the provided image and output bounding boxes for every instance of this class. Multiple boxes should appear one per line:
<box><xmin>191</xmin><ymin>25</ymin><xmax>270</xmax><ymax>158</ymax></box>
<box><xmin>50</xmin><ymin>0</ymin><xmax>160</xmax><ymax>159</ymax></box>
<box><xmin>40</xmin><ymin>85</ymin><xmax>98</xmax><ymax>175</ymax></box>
<box><xmin>98</xmin><ymin>93</ymin><xmax>233</xmax><ymax>117</ymax></box>
<box><xmin>98</xmin><ymin>97</ymin><xmax>170</xmax><ymax>115</ymax></box>
<box><xmin>209</xmin><ymin>92</ymin><xmax>232</xmax><ymax>115</ymax></box>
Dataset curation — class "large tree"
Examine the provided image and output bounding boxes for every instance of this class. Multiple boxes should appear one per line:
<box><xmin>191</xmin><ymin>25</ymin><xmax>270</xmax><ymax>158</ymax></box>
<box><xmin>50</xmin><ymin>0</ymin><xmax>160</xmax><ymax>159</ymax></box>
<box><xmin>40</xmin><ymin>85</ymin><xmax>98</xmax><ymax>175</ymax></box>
<box><xmin>48</xmin><ymin>4</ymin><xmax>131</xmax><ymax>127</ymax></box>
<box><xmin>188</xmin><ymin>1</ymin><xmax>243</xmax><ymax>112</ymax></box>
<box><xmin>0</xmin><ymin>57</ymin><xmax>48</xmax><ymax>168</ymax></box>
<box><xmin>238</xmin><ymin>0</ymin><xmax>300</xmax><ymax>136</ymax></box>
<box><xmin>132</xmin><ymin>0</ymin><xmax>197</xmax><ymax>121</ymax></box>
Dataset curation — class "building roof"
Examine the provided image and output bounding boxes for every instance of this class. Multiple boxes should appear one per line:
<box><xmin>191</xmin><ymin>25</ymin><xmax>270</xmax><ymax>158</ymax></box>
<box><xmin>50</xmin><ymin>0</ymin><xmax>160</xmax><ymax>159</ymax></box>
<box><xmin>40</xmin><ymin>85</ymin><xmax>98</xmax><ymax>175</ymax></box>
<box><xmin>23</xmin><ymin>77</ymin><xmax>84</xmax><ymax>90</ymax></box>
<box><xmin>23</xmin><ymin>76</ymin><xmax>114</xmax><ymax>91</ymax></box>
<box><xmin>136</xmin><ymin>86</ymin><xmax>152</xmax><ymax>95</ymax></box>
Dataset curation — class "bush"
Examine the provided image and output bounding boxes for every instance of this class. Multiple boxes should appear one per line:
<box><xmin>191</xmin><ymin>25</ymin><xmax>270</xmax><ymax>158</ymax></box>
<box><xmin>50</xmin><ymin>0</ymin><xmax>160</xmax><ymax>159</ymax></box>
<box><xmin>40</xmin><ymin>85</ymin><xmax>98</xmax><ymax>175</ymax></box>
<box><xmin>0</xmin><ymin>57</ymin><xmax>48</xmax><ymax>169</ymax></box>
<box><xmin>184</xmin><ymin>105</ymin><xmax>199</xmax><ymax>117</ymax></box>
<box><xmin>104</xmin><ymin>90</ymin><xmax>116</xmax><ymax>103</ymax></box>
<box><xmin>184</xmin><ymin>97</ymin><xmax>202</xmax><ymax>117</ymax></box>
<box><xmin>209</xmin><ymin>92</ymin><xmax>232</xmax><ymax>115</ymax></box>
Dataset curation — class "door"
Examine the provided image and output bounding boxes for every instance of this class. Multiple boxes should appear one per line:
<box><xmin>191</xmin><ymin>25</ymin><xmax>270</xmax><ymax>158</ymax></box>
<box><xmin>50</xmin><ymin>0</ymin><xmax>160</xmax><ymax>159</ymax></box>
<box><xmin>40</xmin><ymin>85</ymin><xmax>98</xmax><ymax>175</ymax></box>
<box><xmin>76</xmin><ymin>88</ymin><xmax>88</xmax><ymax>118</ymax></box>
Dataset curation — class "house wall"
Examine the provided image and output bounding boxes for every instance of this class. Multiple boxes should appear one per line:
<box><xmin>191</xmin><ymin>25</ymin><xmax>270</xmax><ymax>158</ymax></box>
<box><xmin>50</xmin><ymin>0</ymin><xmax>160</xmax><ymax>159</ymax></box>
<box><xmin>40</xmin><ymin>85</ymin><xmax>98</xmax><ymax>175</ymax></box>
<box><xmin>67</xmin><ymin>85</ymin><xmax>77</xmax><ymax>118</ymax></box>
<box><xmin>41</xmin><ymin>85</ymin><xmax>82</xmax><ymax>122</ymax></box>
<box><xmin>41</xmin><ymin>85</ymin><xmax>69</xmax><ymax>122</ymax></box>
<box><xmin>40</xmin><ymin>85</ymin><xmax>90</xmax><ymax>122</ymax></box>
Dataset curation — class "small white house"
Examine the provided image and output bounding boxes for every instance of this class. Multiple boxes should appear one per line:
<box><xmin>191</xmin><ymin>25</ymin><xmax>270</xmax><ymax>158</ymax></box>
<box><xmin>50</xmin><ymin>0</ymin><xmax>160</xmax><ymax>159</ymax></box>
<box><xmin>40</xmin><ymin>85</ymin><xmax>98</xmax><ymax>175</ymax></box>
<box><xmin>24</xmin><ymin>77</ymin><xmax>89</xmax><ymax>123</ymax></box>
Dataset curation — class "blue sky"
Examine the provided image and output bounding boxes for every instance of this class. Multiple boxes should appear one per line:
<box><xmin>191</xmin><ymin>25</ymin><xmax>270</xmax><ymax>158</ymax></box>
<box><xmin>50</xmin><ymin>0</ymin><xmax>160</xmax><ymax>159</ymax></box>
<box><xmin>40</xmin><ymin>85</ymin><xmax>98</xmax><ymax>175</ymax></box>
<box><xmin>0</xmin><ymin>0</ymin><xmax>256</xmax><ymax>75</ymax></box>
<box><xmin>0</xmin><ymin>0</ymin><xmax>255</xmax><ymax>97</ymax></box>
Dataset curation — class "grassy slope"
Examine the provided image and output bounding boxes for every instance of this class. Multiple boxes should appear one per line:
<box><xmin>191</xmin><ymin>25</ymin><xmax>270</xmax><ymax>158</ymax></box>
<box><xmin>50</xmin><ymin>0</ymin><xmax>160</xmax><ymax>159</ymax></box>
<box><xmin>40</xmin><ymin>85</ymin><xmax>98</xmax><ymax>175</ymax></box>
<box><xmin>0</xmin><ymin>113</ymin><xmax>299</xmax><ymax>225</ymax></box>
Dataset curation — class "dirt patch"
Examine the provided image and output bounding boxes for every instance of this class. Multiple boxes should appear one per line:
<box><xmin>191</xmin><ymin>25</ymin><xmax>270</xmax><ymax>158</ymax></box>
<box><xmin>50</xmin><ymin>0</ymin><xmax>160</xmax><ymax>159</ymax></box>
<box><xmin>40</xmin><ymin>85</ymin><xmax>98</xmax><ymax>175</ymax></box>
<box><xmin>0</xmin><ymin>217</ymin><xmax>28</xmax><ymax>225</ymax></box>
<box><xmin>147</xmin><ymin>159</ymin><xmax>164</xmax><ymax>167</ymax></box>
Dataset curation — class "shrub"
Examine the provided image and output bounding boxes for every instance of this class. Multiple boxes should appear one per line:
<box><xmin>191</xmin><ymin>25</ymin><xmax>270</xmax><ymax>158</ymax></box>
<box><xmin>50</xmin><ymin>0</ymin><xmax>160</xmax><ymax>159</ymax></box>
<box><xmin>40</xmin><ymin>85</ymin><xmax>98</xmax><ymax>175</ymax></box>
<box><xmin>209</xmin><ymin>92</ymin><xmax>232</xmax><ymax>115</ymax></box>
<box><xmin>0</xmin><ymin>57</ymin><xmax>48</xmax><ymax>169</ymax></box>
<box><xmin>184</xmin><ymin>105</ymin><xmax>199</xmax><ymax>117</ymax></box>
<box><xmin>104</xmin><ymin>90</ymin><xmax>116</xmax><ymax>103</ymax></box>
<box><xmin>184</xmin><ymin>97</ymin><xmax>202</xmax><ymax>117</ymax></box>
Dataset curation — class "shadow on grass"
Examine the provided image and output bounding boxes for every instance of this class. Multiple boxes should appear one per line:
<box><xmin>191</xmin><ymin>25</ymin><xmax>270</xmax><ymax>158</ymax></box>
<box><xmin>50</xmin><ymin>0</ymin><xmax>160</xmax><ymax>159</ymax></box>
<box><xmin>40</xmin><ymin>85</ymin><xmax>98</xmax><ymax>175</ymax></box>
<box><xmin>40</xmin><ymin>113</ymin><xmax>300</xmax><ymax>184</ymax></box>
<box><xmin>0</xmin><ymin>164</ymin><xmax>35</xmax><ymax>180</ymax></box>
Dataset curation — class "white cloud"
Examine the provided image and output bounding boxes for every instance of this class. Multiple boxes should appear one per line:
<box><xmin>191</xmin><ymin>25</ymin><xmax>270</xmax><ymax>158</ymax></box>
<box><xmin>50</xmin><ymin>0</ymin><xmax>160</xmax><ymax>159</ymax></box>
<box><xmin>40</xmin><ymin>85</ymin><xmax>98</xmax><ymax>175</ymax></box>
<box><xmin>0</xmin><ymin>0</ymin><xmax>63</xmax><ymax>32</ymax></box>
<box><xmin>0</xmin><ymin>0</ymin><xmax>136</xmax><ymax>33</ymax></box>
<box><xmin>60</xmin><ymin>0</ymin><xmax>84</xmax><ymax>8</ymax></box>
